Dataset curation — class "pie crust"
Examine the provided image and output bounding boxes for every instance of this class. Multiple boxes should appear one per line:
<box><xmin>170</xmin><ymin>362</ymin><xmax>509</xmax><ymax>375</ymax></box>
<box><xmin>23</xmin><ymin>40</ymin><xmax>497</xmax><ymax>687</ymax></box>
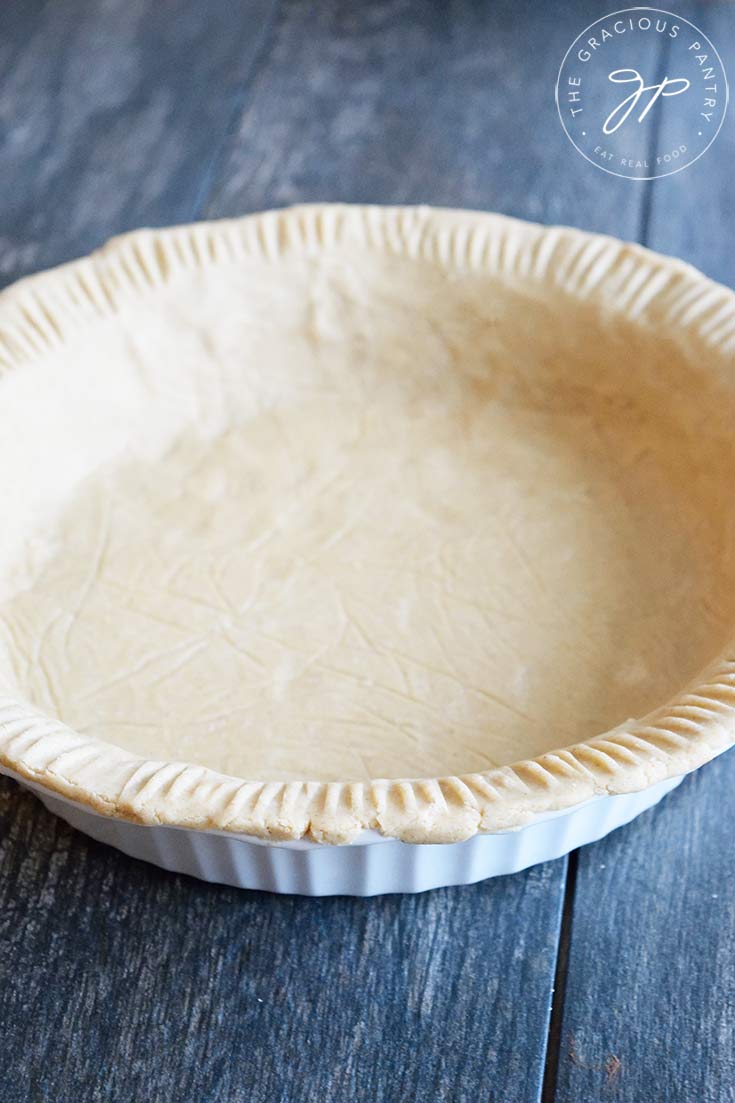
<box><xmin>0</xmin><ymin>205</ymin><xmax>734</xmax><ymax>843</ymax></box>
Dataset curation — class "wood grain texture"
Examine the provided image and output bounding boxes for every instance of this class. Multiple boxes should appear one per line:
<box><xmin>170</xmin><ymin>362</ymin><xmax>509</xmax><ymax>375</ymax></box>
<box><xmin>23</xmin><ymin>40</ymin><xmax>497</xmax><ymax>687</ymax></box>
<box><xmin>0</xmin><ymin>781</ymin><xmax>565</xmax><ymax>1103</ymax></box>
<box><xmin>0</xmin><ymin>0</ymin><xmax>276</xmax><ymax>286</ymax></box>
<box><xmin>644</xmin><ymin>1</ymin><xmax>735</xmax><ymax>288</ymax></box>
<box><xmin>205</xmin><ymin>0</ymin><xmax>653</xmax><ymax>240</ymax></box>
<box><xmin>553</xmin><ymin>752</ymin><xmax>735</xmax><ymax>1103</ymax></box>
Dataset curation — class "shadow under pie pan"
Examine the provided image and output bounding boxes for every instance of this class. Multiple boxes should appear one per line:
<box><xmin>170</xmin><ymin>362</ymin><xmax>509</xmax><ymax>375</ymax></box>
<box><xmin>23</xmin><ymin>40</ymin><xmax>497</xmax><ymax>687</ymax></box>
<box><xmin>0</xmin><ymin>205</ymin><xmax>734</xmax><ymax>895</ymax></box>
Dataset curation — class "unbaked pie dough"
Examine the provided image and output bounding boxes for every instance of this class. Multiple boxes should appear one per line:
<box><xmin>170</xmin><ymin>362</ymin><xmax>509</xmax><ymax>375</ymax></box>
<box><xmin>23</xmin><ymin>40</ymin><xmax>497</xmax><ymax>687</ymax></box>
<box><xmin>1</xmin><ymin>208</ymin><xmax>734</xmax><ymax>794</ymax></box>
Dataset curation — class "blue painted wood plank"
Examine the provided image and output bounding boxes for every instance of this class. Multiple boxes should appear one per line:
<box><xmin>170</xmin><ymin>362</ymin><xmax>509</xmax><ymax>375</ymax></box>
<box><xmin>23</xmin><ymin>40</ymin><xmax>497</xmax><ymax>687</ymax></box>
<box><xmin>553</xmin><ymin>753</ymin><xmax>735</xmax><ymax>1103</ymax></box>
<box><xmin>0</xmin><ymin>0</ymin><xmax>277</xmax><ymax>287</ymax></box>
<box><xmin>0</xmin><ymin>785</ymin><xmax>566</xmax><ymax>1103</ymax></box>
<box><xmin>205</xmin><ymin>0</ymin><xmax>654</xmax><ymax>243</ymax></box>
<box><xmin>645</xmin><ymin>2</ymin><xmax>735</xmax><ymax>288</ymax></box>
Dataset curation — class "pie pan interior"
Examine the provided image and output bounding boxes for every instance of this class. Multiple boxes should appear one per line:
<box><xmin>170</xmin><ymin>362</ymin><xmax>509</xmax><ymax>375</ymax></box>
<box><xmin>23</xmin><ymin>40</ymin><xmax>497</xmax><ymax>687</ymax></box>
<box><xmin>0</xmin><ymin>205</ymin><xmax>734</xmax><ymax>843</ymax></box>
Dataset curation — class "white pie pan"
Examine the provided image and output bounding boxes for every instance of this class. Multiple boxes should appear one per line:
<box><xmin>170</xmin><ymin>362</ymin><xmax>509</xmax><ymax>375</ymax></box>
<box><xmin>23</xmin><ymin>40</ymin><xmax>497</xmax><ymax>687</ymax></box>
<box><xmin>1</xmin><ymin>205</ymin><xmax>735</xmax><ymax>895</ymax></box>
<box><xmin>4</xmin><ymin>764</ymin><xmax>682</xmax><ymax>895</ymax></box>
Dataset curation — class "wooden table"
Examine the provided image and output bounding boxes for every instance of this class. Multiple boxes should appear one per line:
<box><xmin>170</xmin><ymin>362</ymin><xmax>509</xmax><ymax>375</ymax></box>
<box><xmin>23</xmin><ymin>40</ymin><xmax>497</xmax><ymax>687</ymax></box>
<box><xmin>1</xmin><ymin>3</ymin><xmax>733</xmax><ymax>1100</ymax></box>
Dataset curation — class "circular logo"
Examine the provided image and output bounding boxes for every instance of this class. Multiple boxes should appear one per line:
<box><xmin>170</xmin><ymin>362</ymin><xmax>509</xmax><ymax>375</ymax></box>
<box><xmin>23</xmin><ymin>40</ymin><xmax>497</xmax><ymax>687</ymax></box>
<box><xmin>556</xmin><ymin>7</ymin><xmax>728</xmax><ymax>180</ymax></box>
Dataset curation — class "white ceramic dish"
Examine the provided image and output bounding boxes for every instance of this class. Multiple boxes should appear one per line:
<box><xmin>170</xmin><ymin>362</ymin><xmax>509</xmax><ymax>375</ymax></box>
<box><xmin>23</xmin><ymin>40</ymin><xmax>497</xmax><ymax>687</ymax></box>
<box><xmin>1</xmin><ymin>205</ymin><xmax>734</xmax><ymax>894</ymax></box>
<box><xmin>4</xmin><ymin>765</ymin><xmax>683</xmax><ymax>895</ymax></box>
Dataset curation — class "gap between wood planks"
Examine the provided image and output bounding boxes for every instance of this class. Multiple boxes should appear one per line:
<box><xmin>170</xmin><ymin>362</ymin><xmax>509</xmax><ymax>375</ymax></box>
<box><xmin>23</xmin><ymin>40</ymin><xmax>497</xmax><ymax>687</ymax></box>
<box><xmin>636</xmin><ymin>31</ymin><xmax>672</xmax><ymax>247</ymax></box>
<box><xmin>541</xmin><ymin>850</ymin><xmax>579</xmax><ymax>1102</ymax></box>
